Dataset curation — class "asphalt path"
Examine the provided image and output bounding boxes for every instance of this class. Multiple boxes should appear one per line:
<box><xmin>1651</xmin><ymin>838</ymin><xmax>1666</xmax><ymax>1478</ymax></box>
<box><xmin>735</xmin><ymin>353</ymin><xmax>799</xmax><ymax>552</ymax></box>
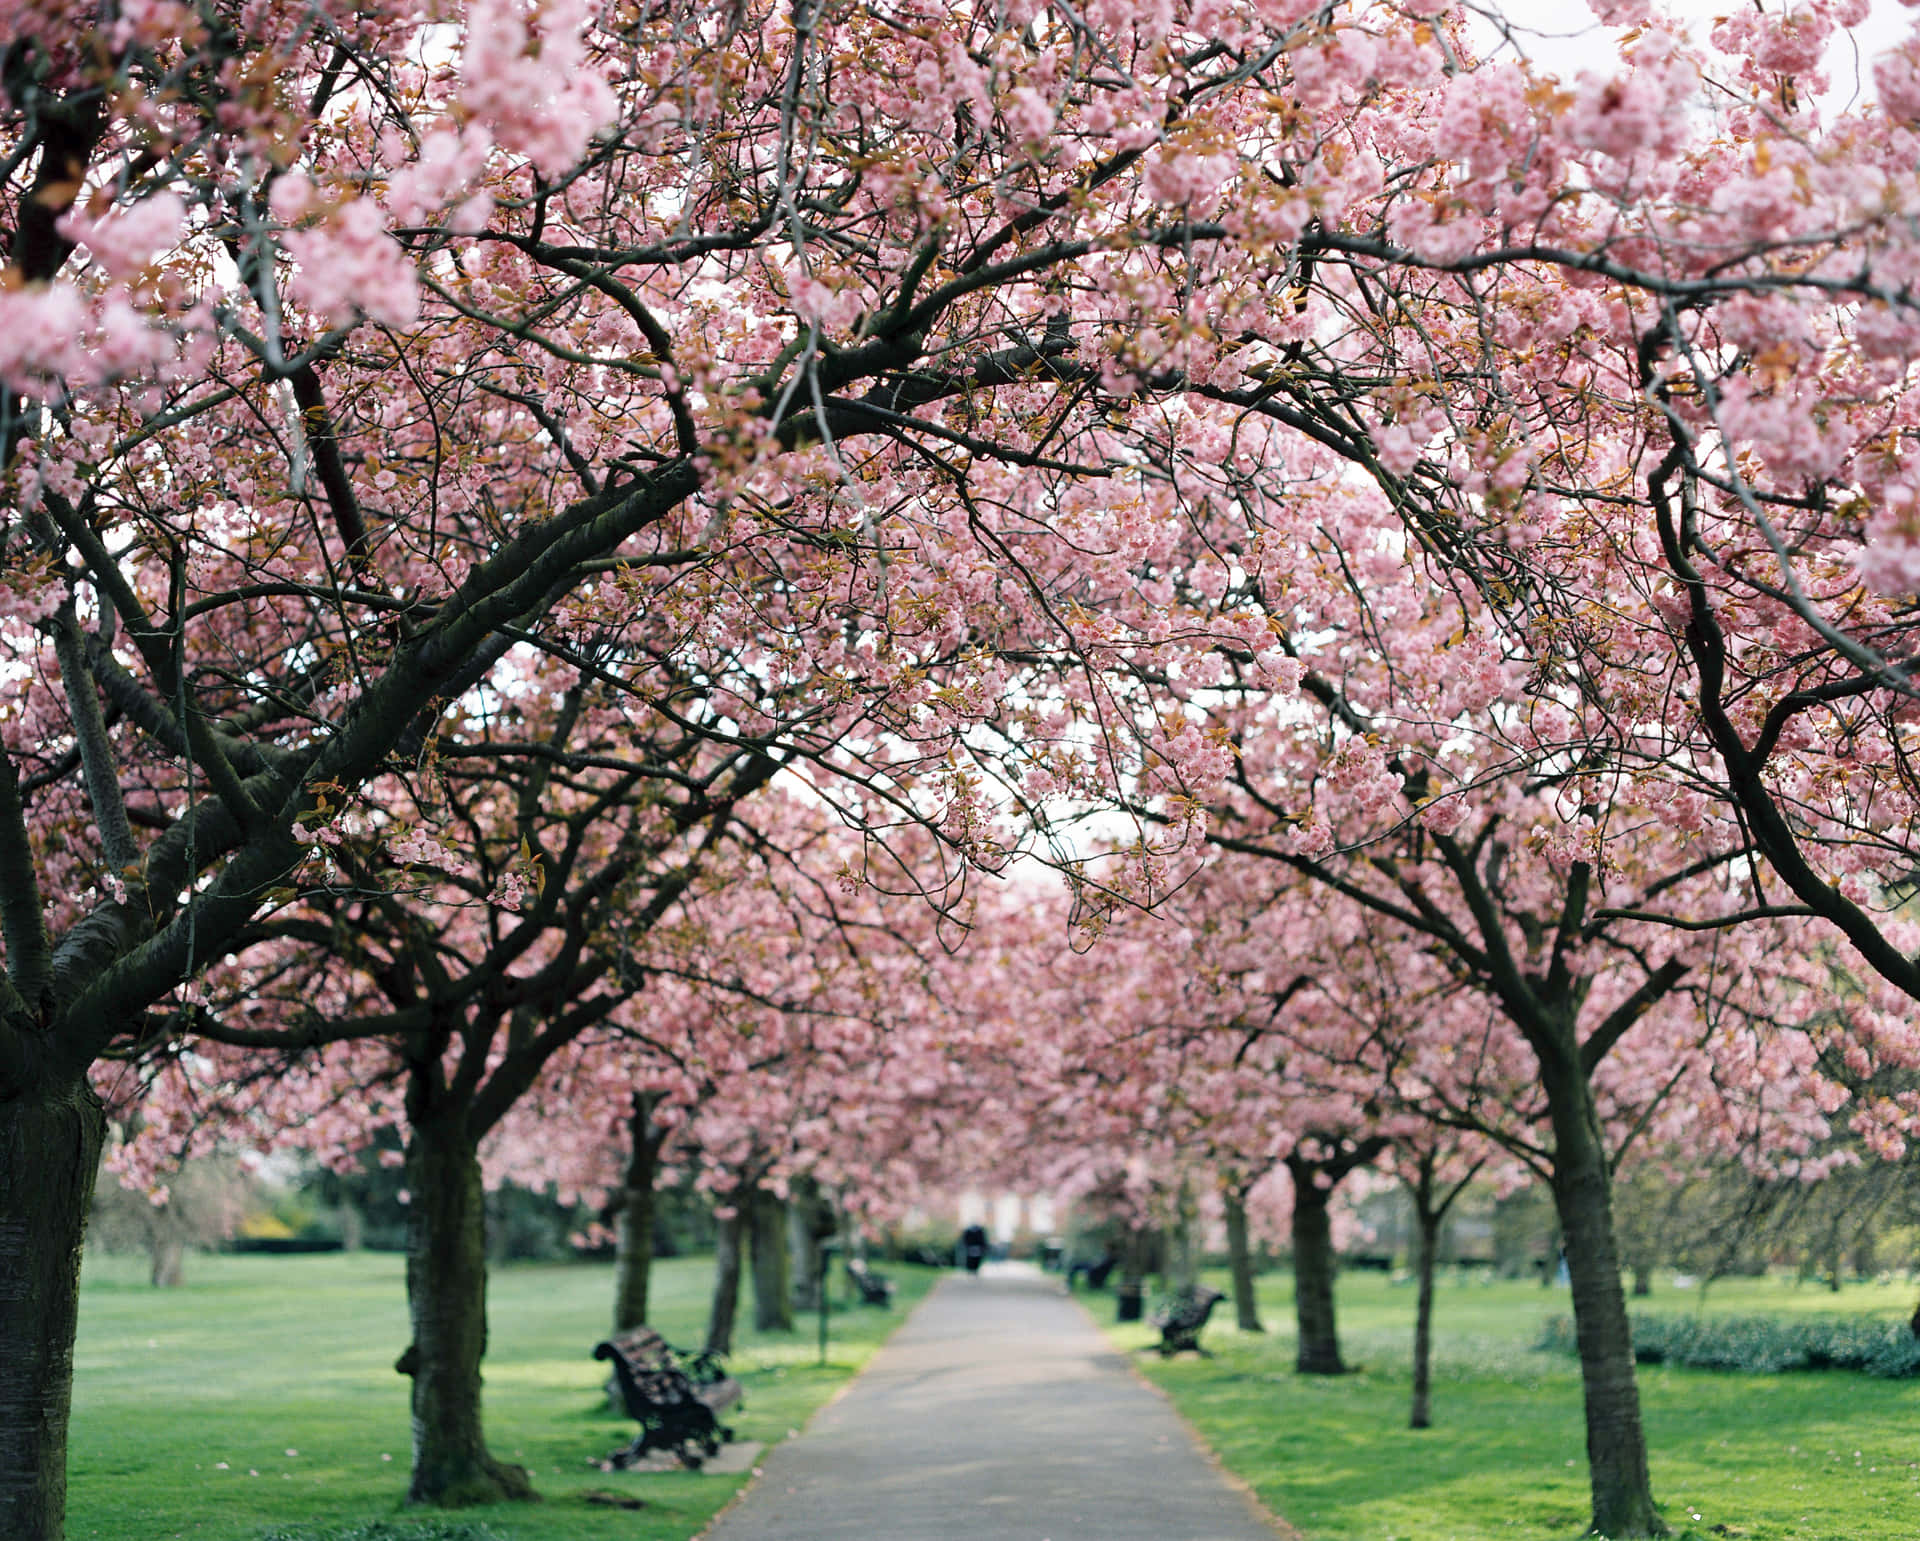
<box><xmin>699</xmin><ymin>1262</ymin><xmax>1288</xmax><ymax>1541</ymax></box>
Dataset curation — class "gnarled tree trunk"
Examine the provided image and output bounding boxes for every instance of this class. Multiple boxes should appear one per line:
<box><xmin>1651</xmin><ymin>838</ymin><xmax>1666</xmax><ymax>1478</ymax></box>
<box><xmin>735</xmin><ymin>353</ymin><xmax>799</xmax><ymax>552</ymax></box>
<box><xmin>0</xmin><ymin>1080</ymin><xmax>106</xmax><ymax>1541</ymax></box>
<box><xmin>396</xmin><ymin>1108</ymin><xmax>532</xmax><ymax>1508</ymax></box>
<box><xmin>1225</xmin><ymin>1187</ymin><xmax>1264</xmax><ymax>1333</ymax></box>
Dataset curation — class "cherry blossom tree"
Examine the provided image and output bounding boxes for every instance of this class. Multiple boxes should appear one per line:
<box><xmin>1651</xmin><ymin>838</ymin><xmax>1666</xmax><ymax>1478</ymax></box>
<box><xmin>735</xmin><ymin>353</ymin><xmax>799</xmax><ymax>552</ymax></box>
<box><xmin>1392</xmin><ymin>1133</ymin><xmax>1492</xmax><ymax>1430</ymax></box>
<box><xmin>122</xmin><ymin>770</ymin><xmax>932</xmax><ymax>1502</ymax></box>
<box><xmin>1050</xmin><ymin>697</ymin><xmax>1846</xmax><ymax>1521</ymax></box>
<box><xmin>0</xmin><ymin>0</ymin><xmax>1252</xmax><ymax>1526</ymax></box>
<box><xmin>1112</xmin><ymin>10</ymin><xmax>1920</xmax><ymax>1525</ymax></box>
<box><xmin>485</xmin><ymin>818</ymin><xmax>1012</xmax><ymax>1346</ymax></box>
<box><xmin>1186</xmin><ymin>591</ymin><xmax>1856</xmax><ymax>1530</ymax></box>
<box><xmin>12</xmin><ymin>5</ymin><xmax>1920</xmax><ymax>1540</ymax></box>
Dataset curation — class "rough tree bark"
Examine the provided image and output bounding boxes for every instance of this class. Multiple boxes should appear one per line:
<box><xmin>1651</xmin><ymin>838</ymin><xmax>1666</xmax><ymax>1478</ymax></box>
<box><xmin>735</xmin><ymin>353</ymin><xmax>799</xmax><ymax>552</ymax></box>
<box><xmin>395</xmin><ymin>1106</ymin><xmax>532</xmax><ymax>1508</ymax></box>
<box><xmin>0</xmin><ymin>1080</ymin><xmax>106</xmax><ymax>1541</ymax></box>
<box><xmin>1288</xmin><ymin>1166</ymin><xmax>1345</xmax><ymax>1375</ymax></box>
<box><xmin>706</xmin><ymin>1208</ymin><xmax>744</xmax><ymax>1355</ymax></box>
<box><xmin>1542</xmin><ymin>1051</ymin><xmax>1664</xmax><ymax>1539</ymax></box>
<box><xmin>1224</xmin><ymin>1187</ymin><xmax>1264</xmax><ymax>1333</ymax></box>
<box><xmin>748</xmin><ymin>1188</ymin><xmax>793</xmax><ymax>1332</ymax></box>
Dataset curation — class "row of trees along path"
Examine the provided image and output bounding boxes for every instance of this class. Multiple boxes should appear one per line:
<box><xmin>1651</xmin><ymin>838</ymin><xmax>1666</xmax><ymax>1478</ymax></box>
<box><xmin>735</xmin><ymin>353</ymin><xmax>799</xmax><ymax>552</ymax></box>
<box><xmin>11</xmin><ymin>4</ymin><xmax>1920</xmax><ymax>1539</ymax></box>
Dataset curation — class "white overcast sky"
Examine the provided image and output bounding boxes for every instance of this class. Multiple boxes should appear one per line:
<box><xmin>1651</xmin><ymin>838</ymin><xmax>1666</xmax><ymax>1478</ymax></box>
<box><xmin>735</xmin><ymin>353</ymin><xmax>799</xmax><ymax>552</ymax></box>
<box><xmin>1478</xmin><ymin>0</ymin><xmax>1913</xmax><ymax>112</ymax></box>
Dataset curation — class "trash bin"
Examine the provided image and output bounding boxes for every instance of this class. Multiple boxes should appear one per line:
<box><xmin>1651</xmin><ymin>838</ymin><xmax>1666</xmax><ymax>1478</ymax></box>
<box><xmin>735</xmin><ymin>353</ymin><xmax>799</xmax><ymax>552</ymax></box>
<box><xmin>1115</xmin><ymin>1281</ymin><xmax>1144</xmax><ymax>1322</ymax></box>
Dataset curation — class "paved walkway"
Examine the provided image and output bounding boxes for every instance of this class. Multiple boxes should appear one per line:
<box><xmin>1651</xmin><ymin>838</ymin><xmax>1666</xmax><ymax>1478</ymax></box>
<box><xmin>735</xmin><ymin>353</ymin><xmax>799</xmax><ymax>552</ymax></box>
<box><xmin>700</xmin><ymin>1263</ymin><xmax>1286</xmax><ymax>1541</ymax></box>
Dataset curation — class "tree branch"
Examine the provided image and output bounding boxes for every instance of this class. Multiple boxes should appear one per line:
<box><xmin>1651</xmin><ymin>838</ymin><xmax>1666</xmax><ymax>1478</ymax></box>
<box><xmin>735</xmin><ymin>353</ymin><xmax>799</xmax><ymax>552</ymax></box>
<box><xmin>1579</xmin><ymin>958</ymin><xmax>1689</xmax><ymax>1077</ymax></box>
<box><xmin>51</xmin><ymin>605</ymin><xmax>138</xmax><ymax>871</ymax></box>
<box><xmin>0</xmin><ymin>752</ymin><xmax>53</xmax><ymax>1012</ymax></box>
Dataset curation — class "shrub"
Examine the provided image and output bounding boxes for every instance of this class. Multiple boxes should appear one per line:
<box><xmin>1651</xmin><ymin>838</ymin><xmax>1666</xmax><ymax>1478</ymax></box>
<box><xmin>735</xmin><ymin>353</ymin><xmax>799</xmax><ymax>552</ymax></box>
<box><xmin>1537</xmin><ymin>1313</ymin><xmax>1920</xmax><ymax>1378</ymax></box>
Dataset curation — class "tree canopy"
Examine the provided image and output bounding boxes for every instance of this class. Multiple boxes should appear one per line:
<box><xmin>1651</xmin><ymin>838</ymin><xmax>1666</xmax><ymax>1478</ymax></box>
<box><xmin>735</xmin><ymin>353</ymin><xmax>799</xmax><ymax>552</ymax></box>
<box><xmin>10</xmin><ymin>3</ymin><xmax>1920</xmax><ymax>1538</ymax></box>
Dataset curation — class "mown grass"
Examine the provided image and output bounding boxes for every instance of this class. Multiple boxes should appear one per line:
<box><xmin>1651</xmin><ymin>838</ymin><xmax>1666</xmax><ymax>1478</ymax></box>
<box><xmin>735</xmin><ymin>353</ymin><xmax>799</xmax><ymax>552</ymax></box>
<box><xmin>1100</xmin><ymin>1269</ymin><xmax>1920</xmax><ymax>1541</ymax></box>
<box><xmin>68</xmin><ymin>1249</ymin><xmax>940</xmax><ymax>1541</ymax></box>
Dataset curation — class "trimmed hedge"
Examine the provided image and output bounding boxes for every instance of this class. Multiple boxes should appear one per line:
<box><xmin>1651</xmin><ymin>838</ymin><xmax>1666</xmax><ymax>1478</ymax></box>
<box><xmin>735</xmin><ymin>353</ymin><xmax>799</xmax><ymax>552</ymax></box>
<box><xmin>1538</xmin><ymin>1312</ymin><xmax>1920</xmax><ymax>1378</ymax></box>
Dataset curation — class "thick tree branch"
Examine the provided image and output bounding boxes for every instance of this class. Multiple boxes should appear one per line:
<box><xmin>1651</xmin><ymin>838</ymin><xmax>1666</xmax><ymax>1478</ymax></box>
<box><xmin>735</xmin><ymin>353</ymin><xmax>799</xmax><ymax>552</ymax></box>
<box><xmin>1579</xmin><ymin>959</ymin><xmax>1689</xmax><ymax>1077</ymax></box>
<box><xmin>0</xmin><ymin>754</ymin><xmax>53</xmax><ymax>1012</ymax></box>
<box><xmin>287</xmin><ymin>363</ymin><xmax>371</xmax><ymax>567</ymax></box>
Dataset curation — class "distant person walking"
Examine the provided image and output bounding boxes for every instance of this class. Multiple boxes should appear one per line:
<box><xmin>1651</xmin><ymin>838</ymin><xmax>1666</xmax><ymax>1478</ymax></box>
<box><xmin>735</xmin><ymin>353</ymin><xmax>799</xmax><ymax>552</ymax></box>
<box><xmin>960</xmin><ymin>1223</ymin><xmax>988</xmax><ymax>1275</ymax></box>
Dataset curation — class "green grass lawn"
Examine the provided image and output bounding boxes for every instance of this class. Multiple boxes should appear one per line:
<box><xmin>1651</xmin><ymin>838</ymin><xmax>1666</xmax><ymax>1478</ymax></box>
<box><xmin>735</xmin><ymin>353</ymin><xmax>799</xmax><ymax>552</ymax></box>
<box><xmin>1100</xmin><ymin>1269</ymin><xmax>1920</xmax><ymax>1541</ymax></box>
<box><xmin>67</xmin><ymin>1249</ymin><xmax>940</xmax><ymax>1541</ymax></box>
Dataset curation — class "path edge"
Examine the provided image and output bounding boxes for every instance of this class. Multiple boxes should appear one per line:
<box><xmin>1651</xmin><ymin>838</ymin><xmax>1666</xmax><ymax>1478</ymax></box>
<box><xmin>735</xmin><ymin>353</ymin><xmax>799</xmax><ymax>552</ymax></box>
<box><xmin>691</xmin><ymin>1273</ymin><xmax>959</xmax><ymax>1539</ymax></box>
<box><xmin>1065</xmin><ymin>1284</ymin><xmax>1304</xmax><ymax>1541</ymax></box>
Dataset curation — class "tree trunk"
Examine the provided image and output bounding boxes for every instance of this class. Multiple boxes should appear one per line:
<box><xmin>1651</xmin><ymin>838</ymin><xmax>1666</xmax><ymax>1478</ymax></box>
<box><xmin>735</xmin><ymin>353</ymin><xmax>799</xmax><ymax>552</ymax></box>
<box><xmin>787</xmin><ymin>1178</ymin><xmax>827</xmax><ymax>1312</ymax></box>
<box><xmin>1632</xmin><ymin>1263</ymin><xmax>1653</xmax><ymax>1298</ymax></box>
<box><xmin>0</xmin><ymin>1080</ymin><xmax>106</xmax><ymax>1541</ymax></box>
<box><xmin>148</xmin><ymin>1231</ymin><xmax>184</xmax><ymax>1289</ymax></box>
<box><xmin>396</xmin><ymin>1111</ymin><xmax>532</xmax><ymax>1508</ymax></box>
<box><xmin>707</xmin><ymin>1207</ymin><xmax>744</xmax><ymax>1355</ymax></box>
<box><xmin>1225</xmin><ymin>1189</ymin><xmax>1264</xmax><ymax>1333</ymax></box>
<box><xmin>749</xmin><ymin>1188</ymin><xmax>793</xmax><ymax>1332</ymax></box>
<box><xmin>1543</xmin><ymin>1054</ymin><xmax>1664</xmax><ymax>1538</ymax></box>
<box><xmin>611</xmin><ymin>1094</ymin><xmax>662</xmax><ymax>1333</ymax></box>
<box><xmin>1410</xmin><ymin>1206</ymin><xmax>1439</xmax><ymax>1429</ymax></box>
<box><xmin>1169</xmin><ymin>1181</ymin><xmax>1199</xmax><ymax>1292</ymax></box>
<box><xmin>1115</xmin><ymin>1225</ymin><xmax>1146</xmax><ymax>1322</ymax></box>
<box><xmin>1289</xmin><ymin>1165</ymin><xmax>1346</xmax><ymax>1375</ymax></box>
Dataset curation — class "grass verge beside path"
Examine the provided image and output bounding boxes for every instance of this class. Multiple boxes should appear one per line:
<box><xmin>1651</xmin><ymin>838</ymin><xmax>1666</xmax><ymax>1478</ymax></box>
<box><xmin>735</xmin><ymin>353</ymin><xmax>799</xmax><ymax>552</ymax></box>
<box><xmin>1099</xmin><ymin>1270</ymin><xmax>1920</xmax><ymax>1541</ymax></box>
<box><xmin>68</xmin><ymin>1250</ymin><xmax>939</xmax><ymax>1541</ymax></box>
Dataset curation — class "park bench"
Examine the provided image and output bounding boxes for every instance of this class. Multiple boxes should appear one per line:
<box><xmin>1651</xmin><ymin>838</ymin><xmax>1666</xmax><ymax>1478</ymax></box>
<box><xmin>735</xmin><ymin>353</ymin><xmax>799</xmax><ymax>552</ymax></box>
<box><xmin>1067</xmin><ymin>1253</ymin><xmax>1118</xmax><ymax>1290</ymax></box>
<box><xmin>1149</xmin><ymin>1285</ymin><xmax>1224</xmax><ymax>1357</ymax></box>
<box><xmin>593</xmin><ymin>1328</ymin><xmax>742</xmax><ymax>1470</ymax></box>
<box><xmin>846</xmin><ymin>1257</ymin><xmax>895</xmax><ymax>1306</ymax></box>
